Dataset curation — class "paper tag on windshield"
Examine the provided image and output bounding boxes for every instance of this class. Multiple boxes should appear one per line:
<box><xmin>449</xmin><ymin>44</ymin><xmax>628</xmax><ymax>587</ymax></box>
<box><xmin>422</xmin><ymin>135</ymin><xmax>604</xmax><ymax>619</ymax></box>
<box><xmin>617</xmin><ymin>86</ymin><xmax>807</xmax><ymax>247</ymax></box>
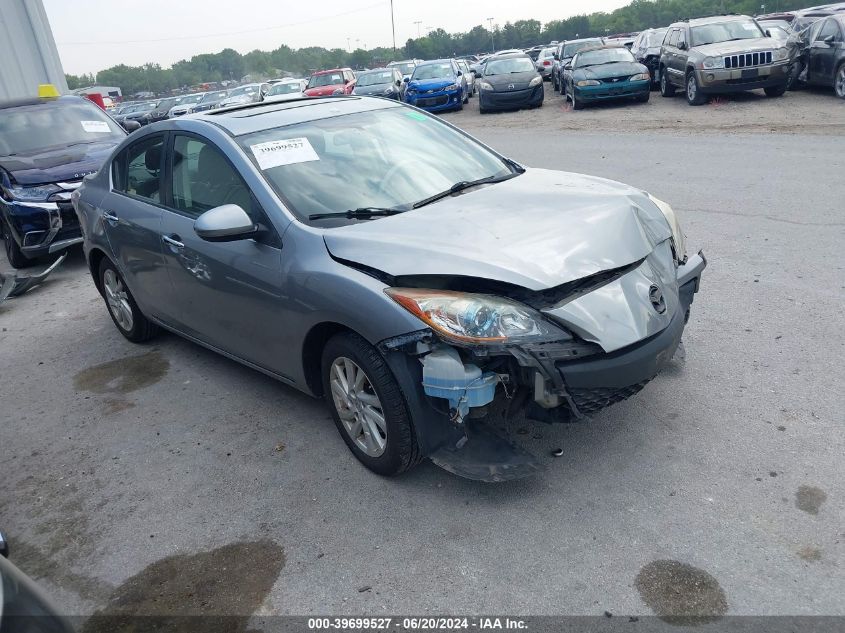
<box><xmin>81</xmin><ymin>120</ymin><xmax>111</xmax><ymax>133</ymax></box>
<box><xmin>250</xmin><ymin>137</ymin><xmax>319</xmax><ymax>170</ymax></box>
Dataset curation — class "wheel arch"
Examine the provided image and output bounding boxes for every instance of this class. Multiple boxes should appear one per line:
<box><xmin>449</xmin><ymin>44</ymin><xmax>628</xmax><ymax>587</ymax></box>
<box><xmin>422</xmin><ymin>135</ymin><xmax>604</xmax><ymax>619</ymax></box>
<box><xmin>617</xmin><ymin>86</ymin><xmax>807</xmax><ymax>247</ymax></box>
<box><xmin>87</xmin><ymin>247</ymin><xmax>109</xmax><ymax>295</ymax></box>
<box><xmin>301</xmin><ymin>321</ymin><xmax>357</xmax><ymax>397</ymax></box>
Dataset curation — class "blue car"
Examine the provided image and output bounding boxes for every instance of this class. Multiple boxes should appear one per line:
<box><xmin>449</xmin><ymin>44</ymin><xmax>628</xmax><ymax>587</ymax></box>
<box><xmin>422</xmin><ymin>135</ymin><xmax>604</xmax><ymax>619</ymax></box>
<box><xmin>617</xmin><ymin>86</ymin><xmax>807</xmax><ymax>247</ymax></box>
<box><xmin>0</xmin><ymin>95</ymin><xmax>126</xmax><ymax>267</ymax></box>
<box><xmin>404</xmin><ymin>59</ymin><xmax>468</xmax><ymax>112</ymax></box>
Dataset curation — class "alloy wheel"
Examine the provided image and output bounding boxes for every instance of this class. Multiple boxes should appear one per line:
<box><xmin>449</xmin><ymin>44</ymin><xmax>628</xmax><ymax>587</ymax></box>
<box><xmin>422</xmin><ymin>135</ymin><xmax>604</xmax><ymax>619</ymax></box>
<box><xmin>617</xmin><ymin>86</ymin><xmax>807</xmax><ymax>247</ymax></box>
<box><xmin>329</xmin><ymin>357</ymin><xmax>387</xmax><ymax>457</ymax></box>
<box><xmin>103</xmin><ymin>269</ymin><xmax>134</xmax><ymax>332</ymax></box>
<box><xmin>687</xmin><ymin>75</ymin><xmax>696</xmax><ymax>101</ymax></box>
<box><xmin>836</xmin><ymin>66</ymin><xmax>845</xmax><ymax>98</ymax></box>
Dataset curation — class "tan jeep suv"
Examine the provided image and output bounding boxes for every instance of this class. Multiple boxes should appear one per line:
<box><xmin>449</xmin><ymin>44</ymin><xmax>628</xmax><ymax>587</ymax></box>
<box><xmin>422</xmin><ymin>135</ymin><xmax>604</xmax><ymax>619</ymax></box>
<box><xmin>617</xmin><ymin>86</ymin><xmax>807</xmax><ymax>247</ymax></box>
<box><xmin>659</xmin><ymin>14</ymin><xmax>790</xmax><ymax>105</ymax></box>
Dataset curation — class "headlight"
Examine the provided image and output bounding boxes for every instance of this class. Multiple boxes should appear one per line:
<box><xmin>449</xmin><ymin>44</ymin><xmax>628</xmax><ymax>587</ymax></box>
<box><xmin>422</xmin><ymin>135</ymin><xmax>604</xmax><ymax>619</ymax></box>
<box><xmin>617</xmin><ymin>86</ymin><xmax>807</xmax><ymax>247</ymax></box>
<box><xmin>479</xmin><ymin>81</ymin><xmax>494</xmax><ymax>90</ymax></box>
<box><xmin>383</xmin><ymin>87</ymin><xmax>394</xmax><ymax>95</ymax></box>
<box><xmin>529</xmin><ymin>76</ymin><xmax>543</xmax><ymax>87</ymax></box>
<box><xmin>648</xmin><ymin>194</ymin><xmax>687</xmax><ymax>262</ymax></box>
<box><xmin>332</xmin><ymin>88</ymin><xmax>344</xmax><ymax>95</ymax></box>
<box><xmin>384</xmin><ymin>288</ymin><xmax>567</xmax><ymax>345</ymax></box>
<box><xmin>702</xmin><ymin>56</ymin><xmax>725</xmax><ymax>69</ymax></box>
<box><xmin>576</xmin><ymin>79</ymin><xmax>600</xmax><ymax>87</ymax></box>
<box><xmin>630</xmin><ymin>72</ymin><xmax>651</xmax><ymax>81</ymax></box>
<box><xmin>773</xmin><ymin>47</ymin><xmax>788</xmax><ymax>61</ymax></box>
<box><xmin>444</xmin><ymin>83</ymin><xmax>458</xmax><ymax>91</ymax></box>
<box><xmin>5</xmin><ymin>183</ymin><xmax>61</xmax><ymax>202</ymax></box>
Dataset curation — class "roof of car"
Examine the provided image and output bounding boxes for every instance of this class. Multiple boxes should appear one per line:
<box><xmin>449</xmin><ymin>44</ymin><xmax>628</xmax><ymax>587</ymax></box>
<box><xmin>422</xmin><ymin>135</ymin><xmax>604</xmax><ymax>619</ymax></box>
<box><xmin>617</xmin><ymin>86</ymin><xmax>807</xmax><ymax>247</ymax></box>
<box><xmin>312</xmin><ymin>68</ymin><xmax>351</xmax><ymax>75</ymax></box>
<box><xmin>417</xmin><ymin>59</ymin><xmax>454</xmax><ymax>65</ymax></box>
<box><xmin>675</xmin><ymin>14</ymin><xmax>752</xmax><ymax>27</ymax></box>
<box><xmin>0</xmin><ymin>94</ymin><xmax>85</xmax><ymax>110</ymax></box>
<box><xmin>487</xmin><ymin>52</ymin><xmax>530</xmax><ymax>59</ymax></box>
<box><xmin>192</xmin><ymin>95</ymin><xmax>400</xmax><ymax>137</ymax></box>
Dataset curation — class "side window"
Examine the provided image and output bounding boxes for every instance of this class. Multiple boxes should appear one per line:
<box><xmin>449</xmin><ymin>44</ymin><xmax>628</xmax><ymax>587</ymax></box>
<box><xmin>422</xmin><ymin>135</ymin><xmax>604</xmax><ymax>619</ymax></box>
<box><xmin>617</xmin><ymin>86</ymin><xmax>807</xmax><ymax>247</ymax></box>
<box><xmin>816</xmin><ymin>19</ymin><xmax>839</xmax><ymax>41</ymax></box>
<box><xmin>667</xmin><ymin>29</ymin><xmax>680</xmax><ymax>47</ymax></box>
<box><xmin>113</xmin><ymin>135</ymin><xmax>164</xmax><ymax>202</ymax></box>
<box><xmin>170</xmin><ymin>135</ymin><xmax>258</xmax><ymax>221</ymax></box>
<box><xmin>677</xmin><ymin>28</ymin><xmax>687</xmax><ymax>48</ymax></box>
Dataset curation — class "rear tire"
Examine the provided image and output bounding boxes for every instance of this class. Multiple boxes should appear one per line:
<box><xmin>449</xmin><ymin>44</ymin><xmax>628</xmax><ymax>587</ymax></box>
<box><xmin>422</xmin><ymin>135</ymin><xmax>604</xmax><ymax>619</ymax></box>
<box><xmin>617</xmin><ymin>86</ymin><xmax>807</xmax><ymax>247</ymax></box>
<box><xmin>321</xmin><ymin>332</ymin><xmax>421</xmax><ymax>476</ymax></box>
<box><xmin>553</xmin><ymin>73</ymin><xmax>560</xmax><ymax>92</ymax></box>
<box><xmin>2</xmin><ymin>225</ymin><xmax>32</xmax><ymax>269</ymax></box>
<box><xmin>685</xmin><ymin>71</ymin><xmax>707</xmax><ymax>105</ymax></box>
<box><xmin>660</xmin><ymin>69</ymin><xmax>675</xmax><ymax>97</ymax></box>
<box><xmin>98</xmin><ymin>258</ymin><xmax>158</xmax><ymax>343</ymax></box>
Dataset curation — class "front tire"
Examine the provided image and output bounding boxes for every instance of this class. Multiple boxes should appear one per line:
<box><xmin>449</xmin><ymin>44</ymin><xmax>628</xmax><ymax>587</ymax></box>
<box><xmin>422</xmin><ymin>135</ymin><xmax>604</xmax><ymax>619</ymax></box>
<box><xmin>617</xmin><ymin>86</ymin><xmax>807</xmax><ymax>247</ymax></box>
<box><xmin>571</xmin><ymin>87</ymin><xmax>583</xmax><ymax>110</ymax></box>
<box><xmin>636</xmin><ymin>91</ymin><xmax>650</xmax><ymax>103</ymax></box>
<box><xmin>764</xmin><ymin>84</ymin><xmax>787</xmax><ymax>97</ymax></box>
<box><xmin>321</xmin><ymin>332</ymin><xmax>421</xmax><ymax>476</ymax></box>
<box><xmin>835</xmin><ymin>63</ymin><xmax>845</xmax><ymax>99</ymax></box>
<box><xmin>553</xmin><ymin>73</ymin><xmax>560</xmax><ymax>92</ymax></box>
<box><xmin>686</xmin><ymin>71</ymin><xmax>707</xmax><ymax>105</ymax></box>
<box><xmin>98</xmin><ymin>258</ymin><xmax>158</xmax><ymax>343</ymax></box>
<box><xmin>660</xmin><ymin>69</ymin><xmax>675</xmax><ymax>97</ymax></box>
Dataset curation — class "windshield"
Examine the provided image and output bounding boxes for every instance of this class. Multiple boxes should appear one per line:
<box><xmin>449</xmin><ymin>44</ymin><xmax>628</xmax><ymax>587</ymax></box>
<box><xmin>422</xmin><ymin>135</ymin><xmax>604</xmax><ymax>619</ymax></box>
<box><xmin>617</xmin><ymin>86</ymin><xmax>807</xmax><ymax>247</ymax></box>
<box><xmin>229</xmin><ymin>85</ymin><xmax>258</xmax><ymax>97</ymax></box>
<box><xmin>357</xmin><ymin>71</ymin><xmax>394</xmax><ymax>86</ymax></box>
<box><xmin>156</xmin><ymin>97</ymin><xmax>179</xmax><ymax>110</ymax></box>
<box><xmin>130</xmin><ymin>103</ymin><xmax>156</xmax><ymax>112</ymax></box>
<box><xmin>0</xmin><ymin>100</ymin><xmax>124</xmax><ymax>156</ymax></box>
<box><xmin>268</xmin><ymin>83</ymin><xmax>302</xmax><ymax>95</ymax></box>
<box><xmin>539</xmin><ymin>48</ymin><xmax>556</xmax><ymax>58</ymax></box>
<box><xmin>563</xmin><ymin>39</ymin><xmax>602</xmax><ymax>58</ymax></box>
<box><xmin>308</xmin><ymin>73</ymin><xmax>344</xmax><ymax>88</ymax></box>
<box><xmin>484</xmin><ymin>57</ymin><xmax>536</xmax><ymax>75</ymax></box>
<box><xmin>238</xmin><ymin>107</ymin><xmax>511</xmax><ymax>223</ymax></box>
<box><xmin>575</xmin><ymin>47</ymin><xmax>635</xmax><ymax>67</ymax></box>
<box><xmin>411</xmin><ymin>63</ymin><xmax>453</xmax><ymax>81</ymax></box>
<box><xmin>390</xmin><ymin>62</ymin><xmax>416</xmax><ymax>75</ymax></box>
<box><xmin>179</xmin><ymin>94</ymin><xmax>204</xmax><ymax>105</ymax></box>
<box><xmin>200</xmin><ymin>90</ymin><xmax>228</xmax><ymax>103</ymax></box>
<box><xmin>691</xmin><ymin>19</ymin><xmax>764</xmax><ymax>45</ymax></box>
<box><xmin>646</xmin><ymin>29</ymin><xmax>668</xmax><ymax>46</ymax></box>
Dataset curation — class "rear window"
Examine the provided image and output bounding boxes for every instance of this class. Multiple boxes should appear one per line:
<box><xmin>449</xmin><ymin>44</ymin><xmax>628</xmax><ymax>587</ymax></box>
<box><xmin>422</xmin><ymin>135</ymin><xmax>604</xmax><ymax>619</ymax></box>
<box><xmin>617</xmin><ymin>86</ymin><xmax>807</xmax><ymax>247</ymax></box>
<box><xmin>308</xmin><ymin>73</ymin><xmax>344</xmax><ymax>88</ymax></box>
<box><xmin>0</xmin><ymin>100</ymin><xmax>124</xmax><ymax>157</ymax></box>
<box><xmin>412</xmin><ymin>64</ymin><xmax>453</xmax><ymax>80</ymax></box>
<box><xmin>484</xmin><ymin>57</ymin><xmax>536</xmax><ymax>75</ymax></box>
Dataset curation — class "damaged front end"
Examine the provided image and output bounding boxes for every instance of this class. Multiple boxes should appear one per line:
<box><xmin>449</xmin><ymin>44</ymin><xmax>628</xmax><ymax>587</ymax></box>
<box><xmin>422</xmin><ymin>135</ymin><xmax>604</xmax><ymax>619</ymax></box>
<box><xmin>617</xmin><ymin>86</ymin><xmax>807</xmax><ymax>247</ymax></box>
<box><xmin>377</xmin><ymin>243</ymin><xmax>706</xmax><ymax>483</ymax></box>
<box><xmin>0</xmin><ymin>253</ymin><xmax>67</xmax><ymax>306</ymax></box>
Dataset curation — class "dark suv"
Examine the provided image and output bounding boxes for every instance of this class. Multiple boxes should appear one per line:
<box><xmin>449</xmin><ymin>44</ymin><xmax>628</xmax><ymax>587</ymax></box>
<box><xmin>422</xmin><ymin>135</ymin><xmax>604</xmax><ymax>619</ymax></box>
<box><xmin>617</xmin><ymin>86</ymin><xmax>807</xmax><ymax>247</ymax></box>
<box><xmin>0</xmin><ymin>95</ymin><xmax>126</xmax><ymax>267</ymax></box>
<box><xmin>659</xmin><ymin>15</ymin><xmax>790</xmax><ymax>105</ymax></box>
<box><xmin>551</xmin><ymin>38</ymin><xmax>605</xmax><ymax>92</ymax></box>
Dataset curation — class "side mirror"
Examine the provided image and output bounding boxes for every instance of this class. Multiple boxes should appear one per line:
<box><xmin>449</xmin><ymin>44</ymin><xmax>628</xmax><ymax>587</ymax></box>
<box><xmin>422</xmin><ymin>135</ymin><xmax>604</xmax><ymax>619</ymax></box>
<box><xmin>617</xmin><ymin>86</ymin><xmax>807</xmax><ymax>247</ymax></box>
<box><xmin>403</xmin><ymin>76</ymin><xmax>409</xmax><ymax>83</ymax></box>
<box><xmin>824</xmin><ymin>34</ymin><xmax>835</xmax><ymax>45</ymax></box>
<box><xmin>564</xmin><ymin>63</ymin><xmax>573</xmax><ymax>71</ymax></box>
<box><xmin>194</xmin><ymin>204</ymin><xmax>258</xmax><ymax>242</ymax></box>
<box><xmin>553</xmin><ymin>53</ymin><xmax>559</xmax><ymax>60</ymax></box>
<box><xmin>396</xmin><ymin>79</ymin><xmax>401</xmax><ymax>86</ymax></box>
<box><xmin>456</xmin><ymin>70</ymin><xmax>463</xmax><ymax>76</ymax></box>
<box><xmin>121</xmin><ymin>120</ymin><xmax>141</xmax><ymax>132</ymax></box>
<box><xmin>678</xmin><ymin>41</ymin><xmax>687</xmax><ymax>50</ymax></box>
<box><xmin>765</xmin><ymin>29</ymin><xmax>772</xmax><ymax>37</ymax></box>
<box><xmin>0</xmin><ymin>531</ymin><xmax>8</xmax><ymax>558</ymax></box>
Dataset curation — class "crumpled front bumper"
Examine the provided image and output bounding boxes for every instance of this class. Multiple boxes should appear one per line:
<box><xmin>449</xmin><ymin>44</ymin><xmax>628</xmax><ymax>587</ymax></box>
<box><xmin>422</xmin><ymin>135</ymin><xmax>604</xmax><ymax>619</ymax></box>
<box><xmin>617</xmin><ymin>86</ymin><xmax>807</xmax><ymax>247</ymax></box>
<box><xmin>1</xmin><ymin>199</ymin><xmax>83</xmax><ymax>259</ymax></box>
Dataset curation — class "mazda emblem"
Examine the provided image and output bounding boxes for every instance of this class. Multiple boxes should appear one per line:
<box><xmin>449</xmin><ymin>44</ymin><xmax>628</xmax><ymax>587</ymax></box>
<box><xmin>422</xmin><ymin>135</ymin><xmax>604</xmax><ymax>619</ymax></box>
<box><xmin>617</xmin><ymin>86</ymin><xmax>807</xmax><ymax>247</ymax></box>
<box><xmin>508</xmin><ymin>83</ymin><xmax>515</xmax><ymax>90</ymax></box>
<box><xmin>649</xmin><ymin>285</ymin><xmax>666</xmax><ymax>314</ymax></box>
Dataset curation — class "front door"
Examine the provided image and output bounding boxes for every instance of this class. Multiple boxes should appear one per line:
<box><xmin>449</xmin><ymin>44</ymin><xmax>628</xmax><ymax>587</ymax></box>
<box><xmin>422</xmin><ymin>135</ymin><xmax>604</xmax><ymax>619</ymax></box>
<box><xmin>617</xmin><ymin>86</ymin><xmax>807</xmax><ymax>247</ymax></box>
<box><xmin>101</xmin><ymin>133</ymin><xmax>174</xmax><ymax>324</ymax></box>
<box><xmin>809</xmin><ymin>19</ymin><xmax>840</xmax><ymax>84</ymax></box>
<box><xmin>159</xmin><ymin>133</ymin><xmax>287</xmax><ymax>374</ymax></box>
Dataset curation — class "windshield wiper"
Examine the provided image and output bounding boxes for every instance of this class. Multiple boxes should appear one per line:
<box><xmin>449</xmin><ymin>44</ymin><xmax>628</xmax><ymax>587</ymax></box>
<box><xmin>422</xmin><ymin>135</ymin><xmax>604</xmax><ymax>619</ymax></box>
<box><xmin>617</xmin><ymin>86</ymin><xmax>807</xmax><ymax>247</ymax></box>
<box><xmin>308</xmin><ymin>207</ymin><xmax>405</xmax><ymax>221</ymax></box>
<box><xmin>412</xmin><ymin>172</ymin><xmax>519</xmax><ymax>209</ymax></box>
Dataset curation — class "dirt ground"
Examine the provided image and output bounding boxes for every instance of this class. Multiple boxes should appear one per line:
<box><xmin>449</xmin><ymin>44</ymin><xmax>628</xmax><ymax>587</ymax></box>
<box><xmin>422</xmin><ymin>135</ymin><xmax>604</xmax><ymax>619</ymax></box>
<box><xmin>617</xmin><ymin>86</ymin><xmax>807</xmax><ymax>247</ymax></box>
<box><xmin>441</xmin><ymin>81</ymin><xmax>845</xmax><ymax>135</ymax></box>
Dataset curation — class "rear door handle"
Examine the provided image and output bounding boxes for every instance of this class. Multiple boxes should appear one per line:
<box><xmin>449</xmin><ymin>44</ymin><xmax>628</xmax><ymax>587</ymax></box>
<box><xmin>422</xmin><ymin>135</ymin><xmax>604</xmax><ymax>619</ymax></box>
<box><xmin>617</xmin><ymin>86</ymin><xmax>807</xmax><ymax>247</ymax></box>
<box><xmin>102</xmin><ymin>211</ymin><xmax>119</xmax><ymax>226</ymax></box>
<box><xmin>162</xmin><ymin>234</ymin><xmax>185</xmax><ymax>249</ymax></box>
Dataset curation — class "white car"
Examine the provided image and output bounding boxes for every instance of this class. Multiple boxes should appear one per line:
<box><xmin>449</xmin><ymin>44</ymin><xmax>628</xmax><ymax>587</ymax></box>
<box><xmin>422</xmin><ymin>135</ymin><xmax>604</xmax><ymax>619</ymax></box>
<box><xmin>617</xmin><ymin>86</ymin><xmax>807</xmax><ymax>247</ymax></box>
<box><xmin>262</xmin><ymin>79</ymin><xmax>308</xmax><ymax>102</ymax></box>
<box><xmin>168</xmin><ymin>93</ymin><xmax>205</xmax><ymax>117</ymax></box>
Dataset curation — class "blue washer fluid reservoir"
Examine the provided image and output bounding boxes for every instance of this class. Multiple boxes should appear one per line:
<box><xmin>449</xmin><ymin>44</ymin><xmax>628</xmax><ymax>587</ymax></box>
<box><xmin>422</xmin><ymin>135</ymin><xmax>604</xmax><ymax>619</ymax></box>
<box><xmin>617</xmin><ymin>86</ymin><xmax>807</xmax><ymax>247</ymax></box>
<box><xmin>421</xmin><ymin>346</ymin><xmax>498</xmax><ymax>419</ymax></box>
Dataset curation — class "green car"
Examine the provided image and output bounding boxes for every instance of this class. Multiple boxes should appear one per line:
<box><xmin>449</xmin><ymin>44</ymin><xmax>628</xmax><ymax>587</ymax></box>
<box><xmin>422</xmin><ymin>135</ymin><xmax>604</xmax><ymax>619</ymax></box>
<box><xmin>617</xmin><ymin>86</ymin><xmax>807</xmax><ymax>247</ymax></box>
<box><xmin>563</xmin><ymin>46</ymin><xmax>651</xmax><ymax>109</ymax></box>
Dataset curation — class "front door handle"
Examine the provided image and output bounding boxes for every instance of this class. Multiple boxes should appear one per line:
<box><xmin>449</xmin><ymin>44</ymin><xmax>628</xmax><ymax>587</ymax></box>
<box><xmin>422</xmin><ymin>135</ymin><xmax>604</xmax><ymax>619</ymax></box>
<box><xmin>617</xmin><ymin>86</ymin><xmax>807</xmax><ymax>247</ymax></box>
<box><xmin>162</xmin><ymin>234</ymin><xmax>185</xmax><ymax>249</ymax></box>
<box><xmin>102</xmin><ymin>211</ymin><xmax>119</xmax><ymax>226</ymax></box>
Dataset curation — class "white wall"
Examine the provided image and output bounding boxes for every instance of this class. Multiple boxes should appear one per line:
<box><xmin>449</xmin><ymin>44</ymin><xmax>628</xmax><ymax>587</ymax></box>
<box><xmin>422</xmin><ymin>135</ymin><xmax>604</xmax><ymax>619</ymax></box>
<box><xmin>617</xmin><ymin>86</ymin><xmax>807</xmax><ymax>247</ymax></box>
<box><xmin>0</xmin><ymin>0</ymin><xmax>68</xmax><ymax>100</ymax></box>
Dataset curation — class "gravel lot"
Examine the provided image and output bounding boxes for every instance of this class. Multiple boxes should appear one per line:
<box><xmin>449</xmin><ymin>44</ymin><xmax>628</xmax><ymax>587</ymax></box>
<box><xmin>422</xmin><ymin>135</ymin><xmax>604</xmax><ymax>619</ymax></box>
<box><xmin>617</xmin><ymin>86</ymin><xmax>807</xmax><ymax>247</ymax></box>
<box><xmin>1</xmin><ymin>84</ymin><xmax>843</xmax><ymax>622</ymax></box>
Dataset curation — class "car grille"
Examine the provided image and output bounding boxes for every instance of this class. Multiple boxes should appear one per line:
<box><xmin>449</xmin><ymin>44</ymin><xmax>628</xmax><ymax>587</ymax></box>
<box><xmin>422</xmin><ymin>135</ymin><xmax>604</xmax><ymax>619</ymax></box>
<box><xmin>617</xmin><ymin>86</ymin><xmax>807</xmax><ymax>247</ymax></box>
<box><xmin>599</xmin><ymin>76</ymin><xmax>628</xmax><ymax>83</ymax></box>
<box><xmin>417</xmin><ymin>95</ymin><xmax>449</xmax><ymax>107</ymax></box>
<box><xmin>724</xmin><ymin>51</ymin><xmax>773</xmax><ymax>69</ymax></box>
<box><xmin>568</xmin><ymin>380</ymin><xmax>651</xmax><ymax>415</ymax></box>
<box><xmin>55</xmin><ymin>201</ymin><xmax>81</xmax><ymax>241</ymax></box>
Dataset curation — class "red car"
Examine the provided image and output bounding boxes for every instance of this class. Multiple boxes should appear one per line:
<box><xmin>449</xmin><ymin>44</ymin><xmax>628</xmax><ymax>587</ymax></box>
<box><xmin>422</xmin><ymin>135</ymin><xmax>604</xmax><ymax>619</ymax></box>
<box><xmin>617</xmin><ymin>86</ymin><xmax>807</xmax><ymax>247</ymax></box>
<box><xmin>304</xmin><ymin>68</ymin><xmax>357</xmax><ymax>97</ymax></box>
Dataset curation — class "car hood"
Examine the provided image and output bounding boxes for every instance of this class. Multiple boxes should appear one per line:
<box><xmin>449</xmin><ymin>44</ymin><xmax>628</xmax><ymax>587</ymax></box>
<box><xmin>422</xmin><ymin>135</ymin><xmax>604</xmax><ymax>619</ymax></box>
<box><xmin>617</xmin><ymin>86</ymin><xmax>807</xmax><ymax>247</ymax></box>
<box><xmin>264</xmin><ymin>92</ymin><xmax>303</xmax><ymax>102</ymax></box>
<box><xmin>305</xmin><ymin>85</ymin><xmax>342</xmax><ymax>96</ymax></box>
<box><xmin>485</xmin><ymin>71</ymin><xmax>539</xmax><ymax>91</ymax></box>
<box><xmin>408</xmin><ymin>78</ymin><xmax>455</xmax><ymax>91</ymax></box>
<box><xmin>693</xmin><ymin>38</ymin><xmax>779</xmax><ymax>56</ymax></box>
<box><xmin>353</xmin><ymin>83</ymin><xmax>395</xmax><ymax>95</ymax></box>
<box><xmin>0</xmin><ymin>141</ymin><xmax>121</xmax><ymax>185</ymax></box>
<box><xmin>580</xmin><ymin>61</ymin><xmax>645</xmax><ymax>79</ymax></box>
<box><xmin>322</xmin><ymin>168</ymin><xmax>673</xmax><ymax>291</ymax></box>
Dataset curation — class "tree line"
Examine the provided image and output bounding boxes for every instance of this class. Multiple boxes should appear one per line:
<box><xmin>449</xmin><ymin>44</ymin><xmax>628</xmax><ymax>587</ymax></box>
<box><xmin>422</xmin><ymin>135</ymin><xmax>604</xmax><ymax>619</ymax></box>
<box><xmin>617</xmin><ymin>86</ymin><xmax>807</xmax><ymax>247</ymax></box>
<box><xmin>66</xmin><ymin>0</ymin><xmax>820</xmax><ymax>97</ymax></box>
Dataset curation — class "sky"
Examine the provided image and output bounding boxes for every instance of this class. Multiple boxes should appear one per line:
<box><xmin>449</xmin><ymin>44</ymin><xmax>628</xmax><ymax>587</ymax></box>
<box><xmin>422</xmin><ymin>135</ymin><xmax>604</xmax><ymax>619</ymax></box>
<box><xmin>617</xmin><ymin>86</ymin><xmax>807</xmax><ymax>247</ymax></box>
<box><xmin>43</xmin><ymin>0</ymin><xmax>627</xmax><ymax>75</ymax></box>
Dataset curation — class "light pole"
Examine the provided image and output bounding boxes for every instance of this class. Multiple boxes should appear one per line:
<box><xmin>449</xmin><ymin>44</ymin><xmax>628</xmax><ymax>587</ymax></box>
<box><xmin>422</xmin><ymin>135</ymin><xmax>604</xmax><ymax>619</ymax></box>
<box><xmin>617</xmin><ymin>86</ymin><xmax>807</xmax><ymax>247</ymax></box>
<box><xmin>390</xmin><ymin>0</ymin><xmax>397</xmax><ymax>52</ymax></box>
<box><xmin>414</xmin><ymin>20</ymin><xmax>422</xmax><ymax>38</ymax></box>
<box><xmin>487</xmin><ymin>17</ymin><xmax>495</xmax><ymax>51</ymax></box>
<box><xmin>346</xmin><ymin>37</ymin><xmax>351</xmax><ymax>52</ymax></box>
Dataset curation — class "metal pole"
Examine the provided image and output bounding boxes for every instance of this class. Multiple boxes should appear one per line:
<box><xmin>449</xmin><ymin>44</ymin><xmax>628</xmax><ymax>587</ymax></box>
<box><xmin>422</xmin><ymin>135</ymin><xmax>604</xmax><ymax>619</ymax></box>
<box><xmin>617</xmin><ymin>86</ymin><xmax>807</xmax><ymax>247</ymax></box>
<box><xmin>414</xmin><ymin>20</ymin><xmax>422</xmax><ymax>39</ymax></box>
<box><xmin>487</xmin><ymin>17</ymin><xmax>495</xmax><ymax>51</ymax></box>
<box><xmin>390</xmin><ymin>0</ymin><xmax>397</xmax><ymax>52</ymax></box>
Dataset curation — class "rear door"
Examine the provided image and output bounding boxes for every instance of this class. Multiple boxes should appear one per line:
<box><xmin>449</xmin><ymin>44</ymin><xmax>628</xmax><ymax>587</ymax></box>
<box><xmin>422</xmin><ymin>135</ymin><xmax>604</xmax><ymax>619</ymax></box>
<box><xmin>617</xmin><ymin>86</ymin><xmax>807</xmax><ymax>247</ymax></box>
<box><xmin>158</xmin><ymin>132</ymin><xmax>286</xmax><ymax>373</ymax></box>
<box><xmin>101</xmin><ymin>133</ymin><xmax>175</xmax><ymax>323</ymax></box>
